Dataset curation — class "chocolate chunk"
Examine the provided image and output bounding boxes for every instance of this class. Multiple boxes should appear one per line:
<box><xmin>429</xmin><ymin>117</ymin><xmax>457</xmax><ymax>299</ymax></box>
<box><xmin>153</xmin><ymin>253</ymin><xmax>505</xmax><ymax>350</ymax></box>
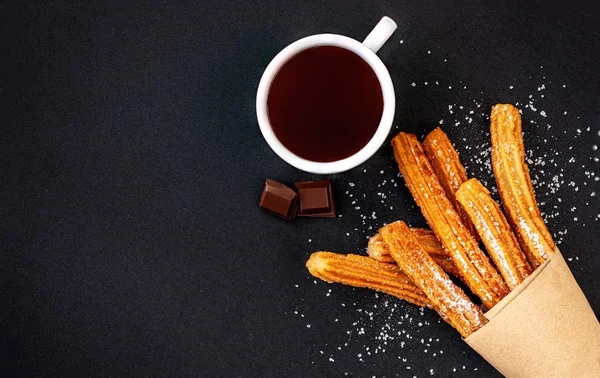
<box><xmin>259</xmin><ymin>179</ymin><xmax>298</xmax><ymax>220</ymax></box>
<box><xmin>295</xmin><ymin>180</ymin><xmax>336</xmax><ymax>217</ymax></box>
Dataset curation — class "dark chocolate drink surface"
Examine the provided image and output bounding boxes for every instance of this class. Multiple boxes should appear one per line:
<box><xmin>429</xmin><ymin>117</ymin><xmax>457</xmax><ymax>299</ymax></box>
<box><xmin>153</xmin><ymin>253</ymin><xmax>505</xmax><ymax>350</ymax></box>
<box><xmin>267</xmin><ymin>46</ymin><xmax>383</xmax><ymax>163</ymax></box>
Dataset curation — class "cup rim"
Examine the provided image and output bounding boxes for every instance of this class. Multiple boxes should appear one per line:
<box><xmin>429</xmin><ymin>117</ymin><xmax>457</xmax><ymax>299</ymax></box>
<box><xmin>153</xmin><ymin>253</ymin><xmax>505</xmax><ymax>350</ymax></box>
<box><xmin>256</xmin><ymin>34</ymin><xmax>395</xmax><ymax>174</ymax></box>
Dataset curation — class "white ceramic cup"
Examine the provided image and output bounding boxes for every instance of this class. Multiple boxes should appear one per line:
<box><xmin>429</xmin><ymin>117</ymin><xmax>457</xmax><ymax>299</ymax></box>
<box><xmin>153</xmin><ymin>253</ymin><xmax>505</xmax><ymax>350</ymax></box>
<box><xmin>256</xmin><ymin>17</ymin><xmax>397</xmax><ymax>174</ymax></box>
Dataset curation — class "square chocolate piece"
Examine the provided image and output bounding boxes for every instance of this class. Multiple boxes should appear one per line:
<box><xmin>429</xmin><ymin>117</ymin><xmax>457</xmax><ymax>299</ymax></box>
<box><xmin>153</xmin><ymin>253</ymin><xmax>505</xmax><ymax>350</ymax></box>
<box><xmin>295</xmin><ymin>180</ymin><xmax>335</xmax><ymax>217</ymax></box>
<box><xmin>259</xmin><ymin>179</ymin><xmax>298</xmax><ymax>220</ymax></box>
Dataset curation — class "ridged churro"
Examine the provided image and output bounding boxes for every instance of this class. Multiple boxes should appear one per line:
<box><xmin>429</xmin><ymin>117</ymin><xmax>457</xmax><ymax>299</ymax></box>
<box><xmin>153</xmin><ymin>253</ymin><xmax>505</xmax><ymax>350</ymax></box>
<box><xmin>423</xmin><ymin>127</ymin><xmax>478</xmax><ymax>239</ymax></box>
<box><xmin>306</xmin><ymin>252</ymin><xmax>434</xmax><ymax>308</ymax></box>
<box><xmin>367</xmin><ymin>227</ymin><xmax>448</xmax><ymax>262</ymax></box>
<box><xmin>368</xmin><ymin>228</ymin><xmax>447</xmax><ymax>263</ymax></box>
<box><xmin>456</xmin><ymin>178</ymin><xmax>533</xmax><ymax>290</ymax></box>
<box><xmin>432</xmin><ymin>255</ymin><xmax>462</xmax><ymax>279</ymax></box>
<box><xmin>367</xmin><ymin>228</ymin><xmax>460</xmax><ymax>277</ymax></box>
<box><xmin>380</xmin><ymin>221</ymin><xmax>487</xmax><ymax>338</ymax></box>
<box><xmin>410</xmin><ymin>228</ymin><xmax>448</xmax><ymax>257</ymax></box>
<box><xmin>491</xmin><ymin>104</ymin><xmax>556</xmax><ymax>268</ymax></box>
<box><xmin>392</xmin><ymin>132</ymin><xmax>509</xmax><ymax>309</ymax></box>
<box><xmin>367</xmin><ymin>232</ymin><xmax>396</xmax><ymax>263</ymax></box>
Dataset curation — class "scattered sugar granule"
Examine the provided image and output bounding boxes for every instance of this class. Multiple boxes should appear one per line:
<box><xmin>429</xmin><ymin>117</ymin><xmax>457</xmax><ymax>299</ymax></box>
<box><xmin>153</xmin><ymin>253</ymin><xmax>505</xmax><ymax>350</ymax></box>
<box><xmin>400</xmin><ymin>40</ymin><xmax>404</xmax><ymax>44</ymax></box>
<box><xmin>411</xmin><ymin>82</ymin><xmax>416</xmax><ymax>87</ymax></box>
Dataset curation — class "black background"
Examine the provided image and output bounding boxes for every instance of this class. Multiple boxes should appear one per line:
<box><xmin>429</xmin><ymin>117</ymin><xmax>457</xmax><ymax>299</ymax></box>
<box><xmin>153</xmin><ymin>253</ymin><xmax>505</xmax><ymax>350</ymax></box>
<box><xmin>1</xmin><ymin>1</ymin><xmax>599</xmax><ymax>376</ymax></box>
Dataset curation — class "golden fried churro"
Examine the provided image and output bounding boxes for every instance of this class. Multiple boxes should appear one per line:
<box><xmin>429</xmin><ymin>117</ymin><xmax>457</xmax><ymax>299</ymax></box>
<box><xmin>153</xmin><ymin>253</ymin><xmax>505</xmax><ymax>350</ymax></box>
<box><xmin>367</xmin><ymin>228</ymin><xmax>460</xmax><ymax>277</ymax></box>
<box><xmin>432</xmin><ymin>255</ymin><xmax>461</xmax><ymax>278</ymax></box>
<box><xmin>410</xmin><ymin>228</ymin><xmax>448</xmax><ymax>257</ymax></box>
<box><xmin>456</xmin><ymin>178</ymin><xmax>533</xmax><ymax>290</ymax></box>
<box><xmin>380</xmin><ymin>221</ymin><xmax>487</xmax><ymax>338</ymax></box>
<box><xmin>491</xmin><ymin>104</ymin><xmax>556</xmax><ymax>268</ymax></box>
<box><xmin>392</xmin><ymin>132</ymin><xmax>509</xmax><ymax>308</ymax></box>
<box><xmin>423</xmin><ymin>127</ymin><xmax>478</xmax><ymax>239</ymax></box>
<box><xmin>367</xmin><ymin>228</ymin><xmax>447</xmax><ymax>263</ymax></box>
<box><xmin>367</xmin><ymin>232</ymin><xmax>396</xmax><ymax>263</ymax></box>
<box><xmin>306</xmin><ymin>252</ymin><xmax>433</xmax><ymax>308</ymax></box>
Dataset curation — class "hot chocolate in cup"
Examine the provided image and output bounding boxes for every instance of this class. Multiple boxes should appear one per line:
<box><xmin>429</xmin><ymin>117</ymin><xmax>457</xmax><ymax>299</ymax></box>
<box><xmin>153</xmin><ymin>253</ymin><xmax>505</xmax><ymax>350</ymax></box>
<box><xmin>256</xmin><ymin>17</ymin><xmax>397</xmax><ymax>174</ymax></box>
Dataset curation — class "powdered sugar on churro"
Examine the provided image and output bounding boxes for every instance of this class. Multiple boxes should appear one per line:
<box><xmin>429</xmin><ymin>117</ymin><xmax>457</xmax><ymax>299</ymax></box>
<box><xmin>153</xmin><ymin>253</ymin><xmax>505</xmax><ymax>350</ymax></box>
<box><xmin>517</xmin><ymin>217</ymin><xmax>548</xmax><ymax>260</ymax></box>
<box><xmin>466</xmin><ymin>200</ymin><xmax>514</xmax><ymax>276</ymax></box>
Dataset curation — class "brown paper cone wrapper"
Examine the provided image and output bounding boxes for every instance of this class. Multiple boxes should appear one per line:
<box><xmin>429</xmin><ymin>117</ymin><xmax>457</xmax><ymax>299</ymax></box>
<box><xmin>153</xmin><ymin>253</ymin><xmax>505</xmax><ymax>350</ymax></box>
<box><xmin>465</xmin><ymin>250</ymin><xmax>600</xmax><ymax>377</ymax></box>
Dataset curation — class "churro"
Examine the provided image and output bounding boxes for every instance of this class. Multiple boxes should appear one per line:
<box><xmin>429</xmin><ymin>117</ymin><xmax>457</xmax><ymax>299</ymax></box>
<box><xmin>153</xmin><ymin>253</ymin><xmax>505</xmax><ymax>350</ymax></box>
<box><xmin>306</xmin><ymin>252</ymin><xmax>434</xmax><ymax>308</ymax></box>
<box><xmin>432</xmin><ymin>255</ymin><xmax>461</xmax><ymax>278</ymax></box>
<box><xmin>380</xmin><ymin>221</ymin><xmax>487</xmax><ymax>337</ymax></box>
<box><xmin>423</xmin><ymin>127</ymin><xmax>478</xmax><ymax>239</ymax></box>
<box><xmin>368</xmin><ymin>228</ymin><xmax>447</xmax><ymax>263</ymax></box>
<box><xmin>367</xmin><ymin>232</ymin><xmax>396</xmax><ymax>263</ymax></box>
<box><xmin>456</xmin><ymin>178</ymin><xmax>533</xmax><ymax>290</ymax></box>
<box><xmin>367</xmin><ymin>228</ymin><xmax>460</xmax><ymax>277</ymax></box>
<box><xmin>409</xmin><ymin>228</ymin><xmax>448</xmax><ymax>257</ymax></box>
<box><xmin>392</xmin><ymin>132</ymin><xmax>509</xmax><ymax>308</ymax></box>
<box><xmin>491</xmin><ymin>104</ymin><xmax>556</xmax><ymax>268</ymax></box>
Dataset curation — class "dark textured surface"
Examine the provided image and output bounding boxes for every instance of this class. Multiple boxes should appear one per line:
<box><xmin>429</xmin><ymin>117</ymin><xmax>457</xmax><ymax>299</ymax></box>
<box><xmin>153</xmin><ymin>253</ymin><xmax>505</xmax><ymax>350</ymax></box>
<box><xmin>1</xmin><ymin>1</ymin><xmax>599</xmax><ymax>376</ymax></box>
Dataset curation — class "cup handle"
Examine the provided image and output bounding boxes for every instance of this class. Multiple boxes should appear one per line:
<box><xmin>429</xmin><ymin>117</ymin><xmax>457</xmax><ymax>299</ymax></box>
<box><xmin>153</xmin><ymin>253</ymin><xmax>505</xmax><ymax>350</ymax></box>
<box><xmin>362</xmin><ymin>16</ymin><xmax>397</xmax><ymax>53</ymax></box>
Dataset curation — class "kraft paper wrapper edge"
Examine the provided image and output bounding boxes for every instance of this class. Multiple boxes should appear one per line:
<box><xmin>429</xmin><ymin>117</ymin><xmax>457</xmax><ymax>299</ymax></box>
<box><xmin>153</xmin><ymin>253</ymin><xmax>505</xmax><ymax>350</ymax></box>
<box><xmin>465</xmin><ymin>250</ymin><xmax>600</xmax><ymax>377</ymax></box>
